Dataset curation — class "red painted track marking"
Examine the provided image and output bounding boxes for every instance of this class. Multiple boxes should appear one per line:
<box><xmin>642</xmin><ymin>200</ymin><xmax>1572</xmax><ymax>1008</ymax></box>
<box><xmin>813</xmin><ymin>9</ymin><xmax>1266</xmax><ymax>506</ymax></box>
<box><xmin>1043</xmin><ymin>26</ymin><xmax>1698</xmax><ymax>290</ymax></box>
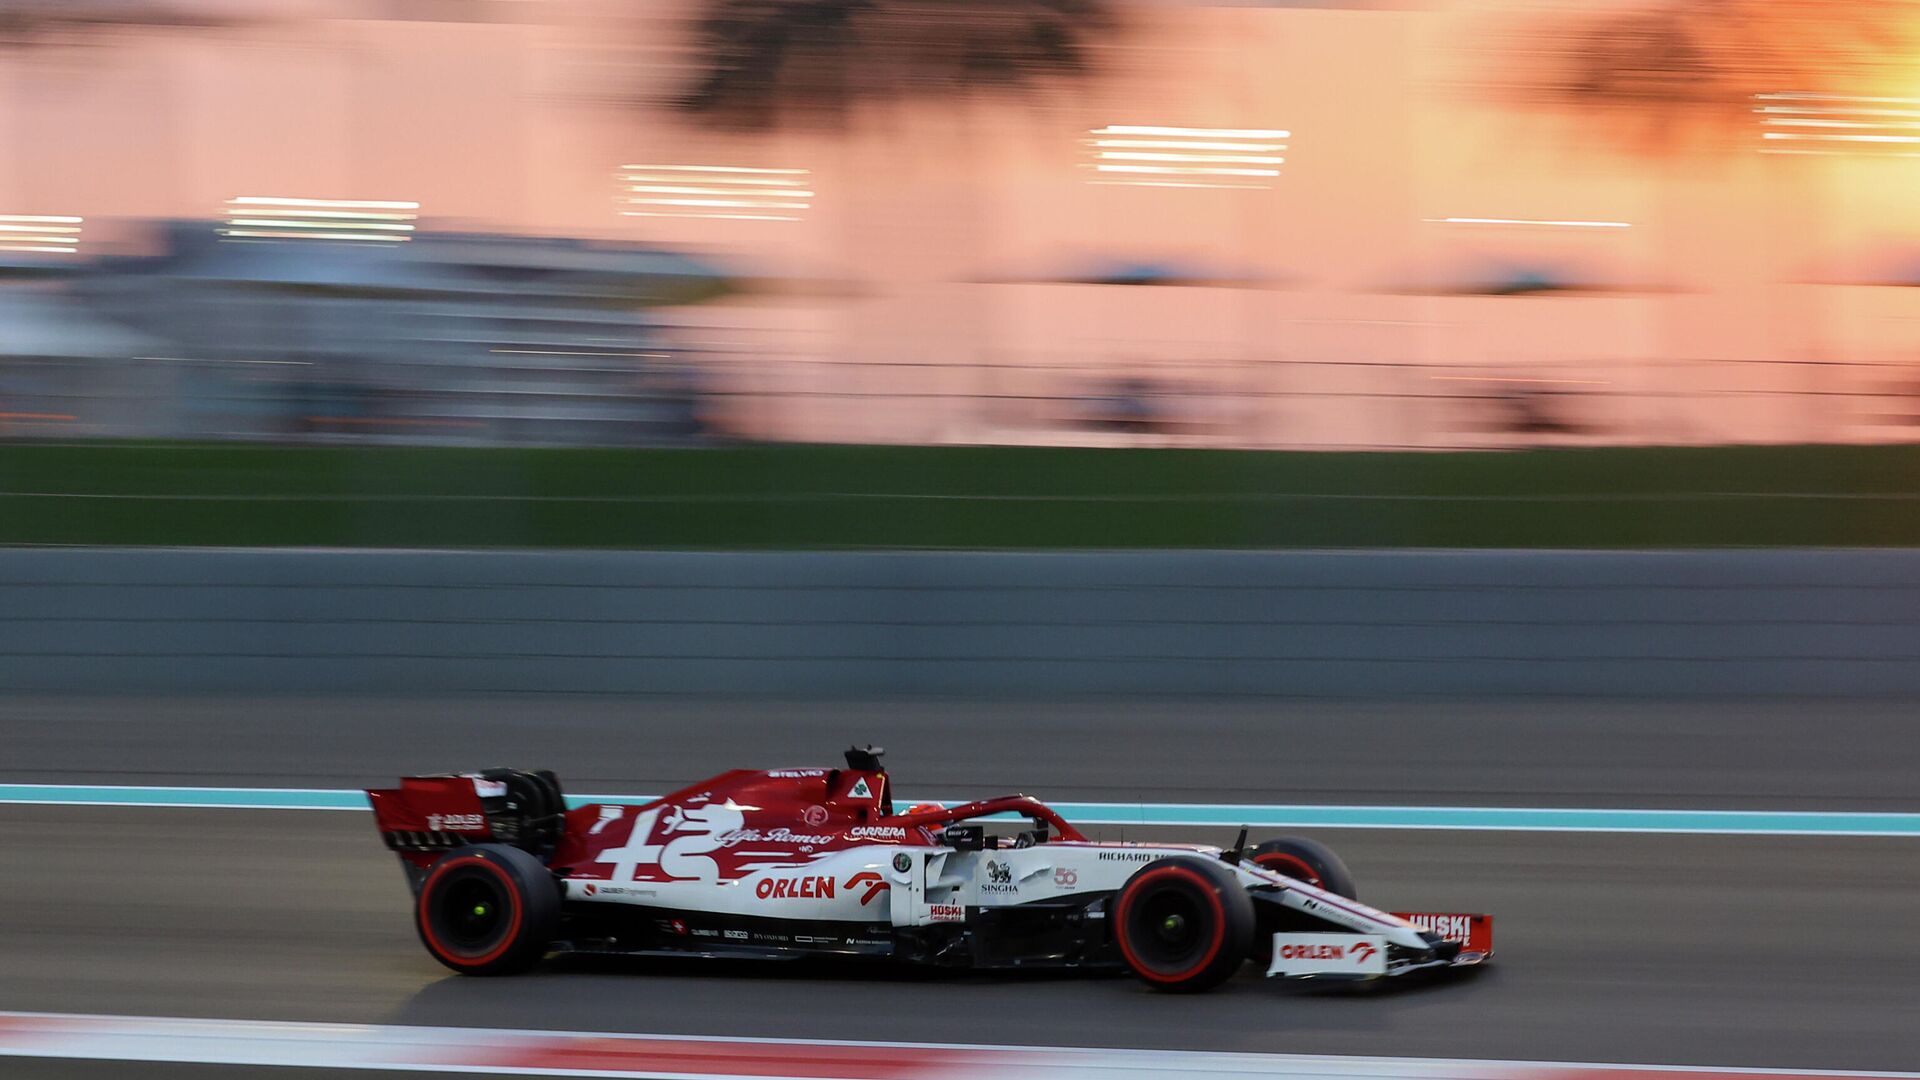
<box><xmin>483</xmin><ymin>1037</ymin><xmax>1002</xmax><ymax>1078</ymax></box>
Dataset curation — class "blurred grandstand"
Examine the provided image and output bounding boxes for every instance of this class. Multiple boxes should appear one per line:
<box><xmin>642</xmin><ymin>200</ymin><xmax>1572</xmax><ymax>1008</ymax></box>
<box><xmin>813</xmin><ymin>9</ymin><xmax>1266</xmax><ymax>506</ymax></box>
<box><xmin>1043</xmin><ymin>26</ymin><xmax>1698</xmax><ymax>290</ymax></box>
<box><xmin>0</xmin><ymin>221</ymin><xmax>729</xmax><ymax>444</ymax></box>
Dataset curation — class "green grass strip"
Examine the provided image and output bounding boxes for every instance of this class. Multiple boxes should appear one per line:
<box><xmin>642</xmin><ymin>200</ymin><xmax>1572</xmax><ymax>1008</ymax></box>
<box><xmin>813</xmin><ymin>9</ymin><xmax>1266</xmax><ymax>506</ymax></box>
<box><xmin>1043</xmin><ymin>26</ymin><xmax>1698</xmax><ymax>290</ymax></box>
<box><xmin>5</xmin><ymin>441</ymin><xmax>1920</xmax><ymax>548</ymax></box>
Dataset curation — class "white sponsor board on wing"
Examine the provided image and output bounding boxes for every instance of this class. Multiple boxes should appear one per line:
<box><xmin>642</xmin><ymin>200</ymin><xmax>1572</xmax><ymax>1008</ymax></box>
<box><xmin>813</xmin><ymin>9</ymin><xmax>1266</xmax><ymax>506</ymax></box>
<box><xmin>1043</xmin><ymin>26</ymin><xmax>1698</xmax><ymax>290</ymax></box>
<box><xmin>1266</xmin><ymin>933</ymin><xmax>1387</xmax><ymax>977</ymax></box>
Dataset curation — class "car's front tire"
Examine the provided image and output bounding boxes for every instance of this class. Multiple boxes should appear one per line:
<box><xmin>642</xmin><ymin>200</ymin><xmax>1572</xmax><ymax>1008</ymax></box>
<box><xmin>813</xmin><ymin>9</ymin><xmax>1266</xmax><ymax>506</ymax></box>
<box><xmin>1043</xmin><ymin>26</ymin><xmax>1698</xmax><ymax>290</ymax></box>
<box><xmin>1112</xmin><ymin>857</ymin><xmax>1254</xmax><ymax>992</ymax></box>
<box><xmin>415</xmin><ymin>843</ymin><xmax>560</xmax><ymax>975</ymax></box>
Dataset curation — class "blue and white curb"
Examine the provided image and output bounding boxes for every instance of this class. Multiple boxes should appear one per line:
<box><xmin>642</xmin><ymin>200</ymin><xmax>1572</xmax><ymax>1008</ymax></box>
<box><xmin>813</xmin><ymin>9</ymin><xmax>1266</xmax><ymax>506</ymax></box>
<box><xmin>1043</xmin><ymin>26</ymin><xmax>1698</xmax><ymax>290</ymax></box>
<box><xmin>2</xmin><ymin>784</ymin><xmax>1917</xmax><ymax>837</ymax></box>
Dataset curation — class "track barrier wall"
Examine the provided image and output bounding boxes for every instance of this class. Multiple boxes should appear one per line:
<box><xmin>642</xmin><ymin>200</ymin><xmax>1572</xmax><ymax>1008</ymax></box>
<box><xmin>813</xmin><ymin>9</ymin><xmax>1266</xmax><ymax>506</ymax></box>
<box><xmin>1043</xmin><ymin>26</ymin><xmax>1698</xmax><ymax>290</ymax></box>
<box><xmin>4</xmin><ymin>548</ymin><xmax>1919</xmax><ymax>695</ymax></box>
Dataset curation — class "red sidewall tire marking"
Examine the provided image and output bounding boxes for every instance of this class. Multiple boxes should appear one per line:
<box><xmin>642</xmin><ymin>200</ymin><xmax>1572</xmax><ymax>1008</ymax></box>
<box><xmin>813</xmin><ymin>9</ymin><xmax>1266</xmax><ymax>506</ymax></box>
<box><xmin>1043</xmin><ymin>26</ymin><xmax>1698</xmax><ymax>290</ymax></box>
<box><xmin>1114</xmin><ymin>865</ymin><xmax>1229</xmax><ymax>985</ymax></box>
<box><xmin>418</xmin><ymin>855</ymin><xmax>525</xmax><ymax>968</ymax></box>
<box><xmin>1253</xmin><ymin>851</ymin><xmax>1323</xmax><ymax>887</ymax></box>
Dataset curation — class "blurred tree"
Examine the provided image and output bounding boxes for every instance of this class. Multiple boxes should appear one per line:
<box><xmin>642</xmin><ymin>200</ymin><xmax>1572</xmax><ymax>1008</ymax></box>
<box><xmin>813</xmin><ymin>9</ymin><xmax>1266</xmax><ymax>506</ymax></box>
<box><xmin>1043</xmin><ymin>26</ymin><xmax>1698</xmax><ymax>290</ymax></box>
<box><xmin>0</xmin><ymin>0</ymin><xmax>245</xmax><ymax>48</ymax></box>
<box><xmin>1495</xmin><ymin>1</ymin><xmax>1920</xmax><ymax>443</ymax></box>
<box><xmin>666</xmin><ymin>0</ymin><xmax>1123</xmax><ymax>440</ymax></box>
<box><xmin>674</xmin><ymin>0</ymin><xmax>1118</xmax><ymax>130</ymax></box>
<box><xmin>1506</xmin><ymin>0</ymin><xmax>1919</xmax><ymax>152</ymax></box>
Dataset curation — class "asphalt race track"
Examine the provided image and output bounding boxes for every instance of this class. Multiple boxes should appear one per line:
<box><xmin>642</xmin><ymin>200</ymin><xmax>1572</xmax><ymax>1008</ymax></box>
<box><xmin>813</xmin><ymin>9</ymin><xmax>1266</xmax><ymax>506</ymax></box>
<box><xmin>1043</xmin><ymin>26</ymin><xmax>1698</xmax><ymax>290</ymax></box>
<box><xmin>2</xmin><ymin>697</ymin><xmax>1917</xmax><ymax>1076</ymax></box>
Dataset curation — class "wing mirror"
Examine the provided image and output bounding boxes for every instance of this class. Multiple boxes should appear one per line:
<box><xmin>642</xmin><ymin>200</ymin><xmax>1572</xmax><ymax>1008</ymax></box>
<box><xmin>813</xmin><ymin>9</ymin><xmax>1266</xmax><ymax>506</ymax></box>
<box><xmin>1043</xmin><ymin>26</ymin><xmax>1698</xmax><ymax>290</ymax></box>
<box><xmin>942</xmin><ymin>824</ymin><xmax>985</xmax><ymax>851</ymax></box>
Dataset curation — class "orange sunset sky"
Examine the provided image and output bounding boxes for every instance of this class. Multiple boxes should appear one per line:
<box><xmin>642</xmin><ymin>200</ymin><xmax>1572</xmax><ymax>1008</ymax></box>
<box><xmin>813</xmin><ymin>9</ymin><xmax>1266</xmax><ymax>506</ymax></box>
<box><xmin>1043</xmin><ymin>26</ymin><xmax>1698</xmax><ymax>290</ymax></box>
<box><xmin>5</xmin><ymin>0</ymin><xmax>1920</xmax><ymax>446</ymax></box>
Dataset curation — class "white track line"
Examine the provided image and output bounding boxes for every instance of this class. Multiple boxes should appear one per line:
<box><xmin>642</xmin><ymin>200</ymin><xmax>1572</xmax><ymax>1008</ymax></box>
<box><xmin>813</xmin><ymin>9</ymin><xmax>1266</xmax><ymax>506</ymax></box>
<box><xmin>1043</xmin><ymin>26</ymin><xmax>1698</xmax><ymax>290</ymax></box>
<box><xmin>0</xmin><ymin>1012</ymin><xmax>1914</xmax><ymax>1080</ymax></box>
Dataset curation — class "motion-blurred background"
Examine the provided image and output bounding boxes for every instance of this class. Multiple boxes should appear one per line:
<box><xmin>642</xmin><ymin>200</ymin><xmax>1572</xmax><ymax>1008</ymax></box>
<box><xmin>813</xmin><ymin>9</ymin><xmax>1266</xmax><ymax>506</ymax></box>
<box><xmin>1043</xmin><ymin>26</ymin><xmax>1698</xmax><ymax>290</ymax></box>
<box><xmin>8</xmin><ymin>0</ymin><xmax>1920</xmax><ymax>684</ymax></box>
<box><xmin>3</xmin><ymin>0</ymin><xmax>1920</xmax><ymax>451</ymax></box>
<box><xmin>1</xmin><ymin>3</ymin><xmax>1919</xmax><ymax>689</ymax></box>
<box><xmin>4</xmin><ymin>5</ymin><xmax>1920</xmax><ymax>1073</ymax></box>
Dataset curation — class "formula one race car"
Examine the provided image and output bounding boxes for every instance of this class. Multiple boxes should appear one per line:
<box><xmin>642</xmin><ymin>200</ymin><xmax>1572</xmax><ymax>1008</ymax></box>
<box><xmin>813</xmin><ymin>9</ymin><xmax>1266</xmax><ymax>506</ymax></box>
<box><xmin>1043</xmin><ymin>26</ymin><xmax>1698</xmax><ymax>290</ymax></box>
<box><xmin>367</xmin><ymin>747</ymin><xmax>1492</xmax><ymax>991</ymax></box>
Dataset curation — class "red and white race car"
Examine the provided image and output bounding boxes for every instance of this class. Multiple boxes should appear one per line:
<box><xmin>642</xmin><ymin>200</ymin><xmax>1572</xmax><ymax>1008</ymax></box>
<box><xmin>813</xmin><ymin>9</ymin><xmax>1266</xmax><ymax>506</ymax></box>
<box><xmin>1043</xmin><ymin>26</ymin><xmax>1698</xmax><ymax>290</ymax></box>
<box><xmin>367</xmin><ymin>747</ymin><xmax>1491</xmax><ymax>992</ymax></box>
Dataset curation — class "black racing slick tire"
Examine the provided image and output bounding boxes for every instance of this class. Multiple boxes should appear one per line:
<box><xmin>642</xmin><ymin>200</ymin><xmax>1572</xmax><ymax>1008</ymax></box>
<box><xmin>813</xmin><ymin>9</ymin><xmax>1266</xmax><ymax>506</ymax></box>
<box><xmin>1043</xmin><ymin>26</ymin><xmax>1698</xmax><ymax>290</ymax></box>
<box><xmin>1249</xmin><ymin>836</ymin><xmax>1357</xmax><ymax>899</ymax></box>
<box><xmin>415</xmin><ymin>843</ymin><xmax>561</xmax><ymax>975</ymax></box>
<box><xmin>1112</xmin><ymin>857</ymin><xmax>1255</xmax><ymax>993</ymax></box>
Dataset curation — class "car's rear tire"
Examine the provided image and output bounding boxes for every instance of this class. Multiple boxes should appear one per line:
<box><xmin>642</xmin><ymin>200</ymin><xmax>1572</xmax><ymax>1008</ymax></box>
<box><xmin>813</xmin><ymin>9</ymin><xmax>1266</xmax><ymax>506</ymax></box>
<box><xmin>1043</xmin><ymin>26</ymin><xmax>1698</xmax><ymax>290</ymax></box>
<box><xmin>1249</xmin><ymin>836</ymin><xmax>1357</xmax><ymax>898</ymax></box>
<box><xmin>1112</xmin><ymin>857</ymin><xmax>1255</xmax><ymax>992</ymax></box>
<box><xmin>415</xmin><ymin>843</ymin><xmax>560</xmax><ymax>975</ymax></box>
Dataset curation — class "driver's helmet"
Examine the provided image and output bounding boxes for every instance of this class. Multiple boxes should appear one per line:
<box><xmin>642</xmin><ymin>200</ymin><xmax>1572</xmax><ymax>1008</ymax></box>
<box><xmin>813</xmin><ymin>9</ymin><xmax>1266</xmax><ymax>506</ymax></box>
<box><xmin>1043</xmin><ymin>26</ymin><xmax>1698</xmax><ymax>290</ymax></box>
<box><xmin>904</xmin><ymin>802</ymin><xmax>947</xmax><ymax>842</ymax></box>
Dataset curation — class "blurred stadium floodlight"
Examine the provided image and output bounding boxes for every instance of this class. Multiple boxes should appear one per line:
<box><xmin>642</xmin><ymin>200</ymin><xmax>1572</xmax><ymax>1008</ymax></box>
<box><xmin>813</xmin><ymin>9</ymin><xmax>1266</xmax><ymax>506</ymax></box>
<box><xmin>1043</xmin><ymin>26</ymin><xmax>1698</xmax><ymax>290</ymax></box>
<box><xmin>1422</xmin><ymin>217</ymin><xmax>1631</xmax><ymax>230</ymax></box>
<box><xmin>616</xmin><ymin>164</ymin><xmax>812</xmax><ymax>222</ymax></box>
<box><xmin>219</xmin><ymin>197</ymin><xmax>421</xmax><ymax>243</ymax></box>
<box><xmin>0</xmin><ymin>214</ymin><xmax>83</xmax><ymax>255</ymax></box>
<box><xmin>1756</xmin><ymin>92</ymin><xmax>1920</xmax><ymax>157</ymax></box>
<box><xmin>1082</xmin><ymin>125</ymin><xmax>1288</xmax><ymax>189</ymax></box>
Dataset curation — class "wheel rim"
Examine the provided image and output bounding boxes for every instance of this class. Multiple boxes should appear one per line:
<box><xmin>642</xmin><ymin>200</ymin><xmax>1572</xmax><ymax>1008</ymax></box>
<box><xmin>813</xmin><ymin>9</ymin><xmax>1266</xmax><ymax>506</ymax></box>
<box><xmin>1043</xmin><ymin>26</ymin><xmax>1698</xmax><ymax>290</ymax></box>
<box><xmin>428</xmin><ymin>867</ymin><xmax>515</xmax><ymax>955</ymax></box>
<box><xmin>1130</xmin><ymin>886</ymin><xmax>1208</xmax><ymax>968</ymax></box>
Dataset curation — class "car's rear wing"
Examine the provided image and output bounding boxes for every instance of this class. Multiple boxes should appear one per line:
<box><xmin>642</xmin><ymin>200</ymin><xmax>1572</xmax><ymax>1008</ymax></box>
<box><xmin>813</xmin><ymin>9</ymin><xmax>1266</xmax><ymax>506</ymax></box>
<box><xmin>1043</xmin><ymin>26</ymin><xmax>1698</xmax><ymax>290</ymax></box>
<box><xmin>368</xmin><ymin>774</ymin><xmax>499</xmax><ymax>843</ymax></box>
<box><xmin>366</xmin><ymin>770</ymin><xmax>567</xmax><ymax>889</ymax></box>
